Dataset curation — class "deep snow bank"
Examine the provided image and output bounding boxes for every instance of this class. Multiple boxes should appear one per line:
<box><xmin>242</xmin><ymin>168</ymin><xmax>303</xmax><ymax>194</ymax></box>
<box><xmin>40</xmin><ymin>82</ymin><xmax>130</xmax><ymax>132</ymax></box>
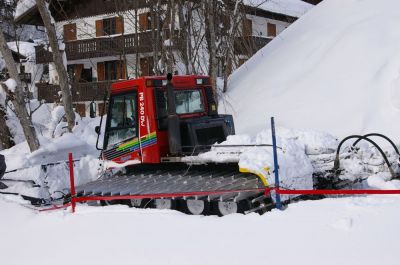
<box><xmin>2</xmin><ymin>191</ymin><xmax>400</xmax><ymax>265</ymax></box>
<box><xmin>222</xmin><ymin>0</ymin><xmax>400</xmax><ymax>142</ymax></box>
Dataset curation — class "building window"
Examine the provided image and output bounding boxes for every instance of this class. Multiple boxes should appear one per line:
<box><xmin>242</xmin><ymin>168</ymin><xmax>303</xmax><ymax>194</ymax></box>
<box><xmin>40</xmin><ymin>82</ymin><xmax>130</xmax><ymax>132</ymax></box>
<box><xmin>105</xmin><ymin>61</ymin><xmax>118</xmax><ymax>80</ymax></box>
<box><xmin>103</xmin><ymin>17</ymin><xmax>117</xmax><ymax>35</ymax></box>
<box><xmin>96</xmin><ymin>17</ymin><xmax>124</xmax><ymax>37</ymax></box>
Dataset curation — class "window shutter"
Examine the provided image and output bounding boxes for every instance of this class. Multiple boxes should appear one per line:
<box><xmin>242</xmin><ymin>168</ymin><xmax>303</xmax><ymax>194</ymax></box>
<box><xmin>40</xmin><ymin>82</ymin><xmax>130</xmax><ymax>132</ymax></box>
<box><xmin>73</xmin><ymin>103</ymin><xmax>86</xmax><ymax>117</ymax></box>
<box><xmin>97</xmin><ymin>62</ymin><xmax>105</xmax><ymax>81</ymax></box>
<box><xmin>98</xmin><ymin>103</ymin><xmax>107</xmax><ymax>116</ymax></box>
<box><xmin>163</xmin><ymin>12</ymin><xmax>170</xmax><ymax>29</ymax></box>
<box><xmin>96</xmin><ymin>20</ymin><xmax>103</xmax><ymax>37</ymax></box>
<box><xmin>140</xmin><ymin>57</ymin><xmax>149</xmax><ymax>76</ymax></box>
<box><xmin>243</xmin><ymin>18</ymin><xmax>252</xmax><ymax>36</ymax></box>
<box><xmin>139</xmin><ymin>13</ymin><xmax>148</xmax><ymax>31</ymax></box>
<box><xmin>74</xmin><ymin>64</ymin><xmax>84</xmax><ymax>82</ymax></box>
<box><xmin>116</xmin><ymin>16</ymin><xmax>124</xmax><ymax>34</ymax></box>
<box><xmin>267</xmin><ymin>23</ymin><xmax>276</xmax><ymax>37</ymax></box>
<box><xmin>63</xmin><ymin>23</ymin><xmax>77</xmax><ymax>42</ymax></box>
<box><xmin>117</xmin><ymin>60</ymin><xmax>126</xmax><ymax>79</ymax></box>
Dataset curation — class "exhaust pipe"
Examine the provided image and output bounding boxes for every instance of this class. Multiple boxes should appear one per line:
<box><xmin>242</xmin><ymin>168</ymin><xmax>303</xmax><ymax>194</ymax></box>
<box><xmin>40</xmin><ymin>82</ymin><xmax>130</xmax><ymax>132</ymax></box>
<box><xmin>166</xmin><ymin>73</ymin><xmax>182</xmax><ymax>155</ymax></box>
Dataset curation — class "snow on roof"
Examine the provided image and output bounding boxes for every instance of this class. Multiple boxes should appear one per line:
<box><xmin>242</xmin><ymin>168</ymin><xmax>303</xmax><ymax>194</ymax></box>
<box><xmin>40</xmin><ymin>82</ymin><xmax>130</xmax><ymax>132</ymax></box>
<box><xmin>15</xmin><ymin>0</ymin><xmax>36</xmax><ymax>19</ymax></box>
<box><xmin>0</xmin><ymin>41</ymin><xmax>36</xmax><ymax>70</ymax></box>
<box><xmin>223</xmin><ymin>0</ymin><xmax>400</xmax><ymax>142</ymax></box>
<box><xmin>244</xmin><ymin>0</ymin><xmax>314</xmax><ymax>18</ymax></box>
<box><xmin>7</xmin><ymin>41</ymin><xmax>36</xmax><ymax>59</ymax></box>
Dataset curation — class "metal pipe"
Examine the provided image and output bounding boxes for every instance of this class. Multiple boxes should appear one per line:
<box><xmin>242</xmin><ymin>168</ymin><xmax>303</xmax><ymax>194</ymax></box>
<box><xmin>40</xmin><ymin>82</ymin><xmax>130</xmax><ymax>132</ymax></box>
<box><xmin>166</xmin><ymin>73</ymin><xmax>182</xmax><ymax>155</ymax></box>
<box><xmin>271</xmin><ymin>117</ymin><xmax>282</xmax><ymax>210</ymax></box>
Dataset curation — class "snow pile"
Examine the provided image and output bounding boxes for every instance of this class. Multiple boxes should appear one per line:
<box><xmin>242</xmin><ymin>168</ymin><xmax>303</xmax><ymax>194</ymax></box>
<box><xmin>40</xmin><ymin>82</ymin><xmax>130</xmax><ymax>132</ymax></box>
<box><xmin>15</xmin><ymin>0</ymin><xmax>36</xmax><ymax>19</ymax></box>
<box><xmin>222</xmin><ymin>0</ymin><xmax>400</xmax><ymax>142</ymax></box>
<box><xmin>186</xmin><ymin>128</ymin><xmax>339</xmax><ymax>191</ymax></box>
<box><xmin>244</xmin><ymin>0</ymin><xmax>314</xmax><ymax>17</ymax></box>
<box><xmin>0</xmin><ymin>103</ymin><xmax>104</xmax><ymax>197</ymax></box>
<box><xmin>3</xmin><ymin>78</ymin><xmax>17</xmax><ymax>93</ymax></box>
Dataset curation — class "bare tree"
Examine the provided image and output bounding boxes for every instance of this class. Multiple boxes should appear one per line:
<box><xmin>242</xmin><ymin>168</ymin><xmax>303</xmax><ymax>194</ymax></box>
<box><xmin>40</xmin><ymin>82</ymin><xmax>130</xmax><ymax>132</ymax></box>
<box><xmin>204</xmin><ymin>0</ymin><xmax>218</xmax><ymax>93</ymax></box>
<box><xmin>0</xmin><ymin>102</ymin><xmax>13</xmax><ymax>150</ymax></box>
<box><xmin>36</xmin><ymin>0</ymin><xmax>75</xmax><ymax>131</ymax></box>
<box><xmin>0</xmin><ymin>30</ymin><xmax>40</xmax><ymax>152</ymax></box>
<box><xmin>221</xmin><ymin>0</ymin><xmax>243</xmax><ymax>93</ymax></box>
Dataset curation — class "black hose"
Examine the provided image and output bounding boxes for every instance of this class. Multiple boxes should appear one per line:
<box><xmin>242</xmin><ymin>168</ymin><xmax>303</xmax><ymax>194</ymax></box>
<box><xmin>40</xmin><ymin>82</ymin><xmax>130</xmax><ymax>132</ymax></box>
<box><xmin>333</xmin><ymin>135</ymin><xmax>395</xmax><ymax>178</ymax></box>
<box><xmin>352</xmin><ymin>133</ymin><xmax>399</xmax><ymax>155</ymax></box>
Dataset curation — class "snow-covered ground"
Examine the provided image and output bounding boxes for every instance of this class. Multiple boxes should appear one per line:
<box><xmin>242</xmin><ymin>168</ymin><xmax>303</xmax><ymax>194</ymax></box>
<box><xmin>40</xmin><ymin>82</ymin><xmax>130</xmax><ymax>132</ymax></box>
<box><xmin>1</xmin><ymin>192</ymin><xmax>400</xmax><ymax>265</ymax></box>
<box><xmin>2</xmin><ymin>0</ymin><xmax>400</xmax><ymax>264</ymax></box>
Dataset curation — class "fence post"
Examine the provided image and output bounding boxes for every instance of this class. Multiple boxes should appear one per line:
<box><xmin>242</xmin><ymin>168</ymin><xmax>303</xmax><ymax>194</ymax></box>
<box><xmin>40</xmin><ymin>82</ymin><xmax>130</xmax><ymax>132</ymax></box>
<box><xmin>68</xmin><ymin>153</ymin><xmax>76</xmax><ymax>213</ymax></box>
<box><xmin>271</xmin><ymin>117</ymin><xmax>282</xmax><ymax>210</ymax></box>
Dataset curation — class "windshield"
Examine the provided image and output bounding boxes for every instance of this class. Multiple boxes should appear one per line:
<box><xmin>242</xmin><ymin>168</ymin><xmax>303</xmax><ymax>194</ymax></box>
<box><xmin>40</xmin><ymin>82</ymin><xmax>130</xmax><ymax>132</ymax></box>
<box><xmin>175</xmin><ymin>89</ymin><xmax>204</xmax><ymax>114</ymax></box>
<box><xmin>106</xmin><ymin>92</ymin><xmax>137</xmax><ymax>149</ymax></box>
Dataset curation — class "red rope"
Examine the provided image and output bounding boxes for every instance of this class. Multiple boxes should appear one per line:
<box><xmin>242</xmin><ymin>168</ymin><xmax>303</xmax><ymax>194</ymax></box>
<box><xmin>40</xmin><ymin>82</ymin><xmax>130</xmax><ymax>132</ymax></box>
<box><xmin>37</xmin><ymin>187</ymin><xmax>400</xmax><ymax>213</ymax></box>
<box><xmin>276</xmin><ymin>189</ymin><xmax>400</xmax><ymax>195</ymax></box>
<box><xmin>38</xmin><ymin>203</ymin><xmax>72</xmax><ymax>212</ymax></box>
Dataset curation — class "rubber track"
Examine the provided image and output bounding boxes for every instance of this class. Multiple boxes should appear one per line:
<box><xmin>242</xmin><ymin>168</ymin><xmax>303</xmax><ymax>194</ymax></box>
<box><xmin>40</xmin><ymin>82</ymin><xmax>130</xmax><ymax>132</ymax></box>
<box><xmin>75</xmin><ymin>164</ymin><xmax>265</xmax><ymax>202</ymax></box>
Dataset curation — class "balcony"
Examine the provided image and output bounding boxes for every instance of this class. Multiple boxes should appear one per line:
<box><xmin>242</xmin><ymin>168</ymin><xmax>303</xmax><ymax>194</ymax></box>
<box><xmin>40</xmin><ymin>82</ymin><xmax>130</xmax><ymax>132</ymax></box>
<box><xmin>35</xmin><ymin>45</ymin><xmax>53</xmax><ymax>64</ymax></box>
<box><xmin>37</xmin><ymin>81</ymin><xmax>112</xmax><ymax>103</ymax></box>
<box><xmin>36</xmin><ymin>31</ymin><xmax>169</xmax><ymax>63</ymax></box>
<box><xmin>19</xmin><ymin>73</ymin><xmax>32</xmax><ymax>83</ymax></box>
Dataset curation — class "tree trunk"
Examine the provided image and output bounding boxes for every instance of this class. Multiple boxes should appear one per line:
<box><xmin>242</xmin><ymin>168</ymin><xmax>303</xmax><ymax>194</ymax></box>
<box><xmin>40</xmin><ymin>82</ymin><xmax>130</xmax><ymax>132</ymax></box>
<box><xmin>205</xmin><ymin>0</ymin><xmax>218</xmax><ymax>99</ymax></box>
<box><xmin>36</xmin><ymin>0</ymin><xmax>75</xmax><ymax>131</ymax></box>
<box><xmin>167</xmin><ymin>0</ymin><xmax>176</xmax><ymax>74</ymax></box>
<box><xmin>0</xmin><ymin>30</ymin><xmax>40</xmax><ymax>152</ymax></box>
<box><xmin>177</xmin><ymin>0</ymin><xmax>190</xmax><ymax>75</ymax></box>
<box><xmin>0</xmin><ymin>104</ymin><xmax>13</xmax><ymax>150</ymax></box>
<box><xmin>222</xmin><ymin>0</ymin><xmax>243</xmax><ymax>93</ymax></box>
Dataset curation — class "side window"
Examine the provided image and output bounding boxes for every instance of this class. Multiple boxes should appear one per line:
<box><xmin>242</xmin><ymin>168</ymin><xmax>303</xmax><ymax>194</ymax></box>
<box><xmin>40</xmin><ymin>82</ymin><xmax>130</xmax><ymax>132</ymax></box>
<box><xmin>110</xmin><ymin>95</ymin><xmax>136</xmax><ymax>128</ymax></box>
<box><xmin>106</xmin><ymin>92</ymin><xmax>137</xmax><ymax>148</ymax></box>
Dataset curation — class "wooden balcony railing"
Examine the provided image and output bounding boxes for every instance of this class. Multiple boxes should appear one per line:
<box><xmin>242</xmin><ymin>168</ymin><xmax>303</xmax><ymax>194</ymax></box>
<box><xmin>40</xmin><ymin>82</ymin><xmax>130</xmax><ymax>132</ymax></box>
<box><xmin>35</xmin><ymin>45</ymin><xmax>53</xmax><ymax>64</ymax></box>
<box><xmin>19</xmin><ymin>73</ymin><xmax>32</xmax><ymax>83</ymax></box>
<box><xmin>36</xmin><ymin>31</ymin><xmax>176</xmax><ymax>63</ymax></box>
<box><xmin>37</xmin><ymin>81</ymin><xmax>112</xmax><ymax>103</ymax></box>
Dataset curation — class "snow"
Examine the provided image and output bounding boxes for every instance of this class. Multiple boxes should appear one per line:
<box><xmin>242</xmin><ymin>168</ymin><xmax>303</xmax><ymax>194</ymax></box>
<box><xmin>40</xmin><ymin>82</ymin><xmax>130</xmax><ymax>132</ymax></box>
<box><xmin>0</xmin><ymin>41</ymin><xmax>36</xmax><ymax>71</ymax></box>
<box><xmin>15</xmin><ymin>0</ymin><xmax>36</xmax><ymax>19</ymax></box>
<box><xmin>222</xmin><ymin>0</ymin><xmax>400</xmax><ymax>143</ymax></box>
<box><xmin>244</xmin><ymin>0</ymin><xmax>314</xmax><ymax>18</ymax></box>
<box><xmin>4</xmin><ymin>78</ymin><xmax>17</xmax><ymax>93</ymax></box>
<box><xmin>6</xmin><ymin>41</ymin><xmax>36</xmax><ymax>61</ymax></box>
<box><xmin>1</xmin><ymin>1</ymin><xmax>400</xmax><ymax>264</ymax></box>
<box><xmin>1</xmin><ymin>191</ymin><xmax>400</xmax><ymax>265</ymax></box>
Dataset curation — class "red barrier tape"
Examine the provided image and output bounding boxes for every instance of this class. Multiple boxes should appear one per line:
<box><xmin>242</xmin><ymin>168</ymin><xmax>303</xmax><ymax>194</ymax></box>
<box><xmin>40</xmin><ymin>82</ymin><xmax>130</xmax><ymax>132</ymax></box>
<box><xmin>37</xmin><ymin>188</ymin><xmax>400</xmax><ymax>213</ymax></box>
<box><xmin>39</xmin><ymin>203</ymin><xmax>72</xmax><ymax>212</ymax></box>
<box><xmin>276</xmin><ymin>189</ymin><xmax>400</xmax><ymax>195</ymax></box>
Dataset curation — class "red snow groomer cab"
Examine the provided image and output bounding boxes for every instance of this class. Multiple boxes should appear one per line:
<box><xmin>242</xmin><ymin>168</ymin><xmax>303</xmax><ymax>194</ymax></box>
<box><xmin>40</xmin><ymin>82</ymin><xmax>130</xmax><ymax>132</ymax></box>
<box><xmin>99</xmin><ymin>74</ymin><xmax>235</xmax><ymax>164</ymax></box>
<box><xmin>86</xmin><ymin>74</ymin><xmax>267</xmax><ymax>216</ymax></box>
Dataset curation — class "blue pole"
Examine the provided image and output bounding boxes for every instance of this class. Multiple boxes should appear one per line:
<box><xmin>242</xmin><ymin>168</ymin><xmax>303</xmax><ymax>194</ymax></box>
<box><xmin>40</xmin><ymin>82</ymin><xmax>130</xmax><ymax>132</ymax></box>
<box><xmin>271</xmin><ymin>117</ymin><xmax>282</xmax><ymax>210</ymax></box>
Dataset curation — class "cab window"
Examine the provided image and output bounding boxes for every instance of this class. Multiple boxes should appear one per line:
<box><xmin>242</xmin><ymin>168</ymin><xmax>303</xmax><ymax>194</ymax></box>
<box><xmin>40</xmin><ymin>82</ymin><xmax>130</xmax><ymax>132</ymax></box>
<box><xmin>106</xmin><ymin>92</ymin><xmax>137</xmax><ymax>149</ymax></box>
